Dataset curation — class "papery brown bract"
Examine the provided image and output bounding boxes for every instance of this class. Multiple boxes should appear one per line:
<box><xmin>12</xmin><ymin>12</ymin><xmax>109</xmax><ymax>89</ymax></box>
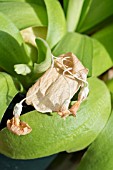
<box><xmin>26</xmin><ymin>52</ymin><xmax>88</xmax><ymax>117</ymax></box>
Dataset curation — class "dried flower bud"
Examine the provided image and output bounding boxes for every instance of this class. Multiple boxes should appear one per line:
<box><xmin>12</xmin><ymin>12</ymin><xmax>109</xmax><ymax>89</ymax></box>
<box><xmin>26</xmin><ymin>52</ymin><xmax>89</xmax><ymax>118</ymax></box>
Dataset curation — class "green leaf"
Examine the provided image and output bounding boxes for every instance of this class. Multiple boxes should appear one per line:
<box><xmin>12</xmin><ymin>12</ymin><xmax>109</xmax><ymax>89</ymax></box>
<box><xmin>0</xmin><ymin>12</ymin><xmax>40</xmax><ymax>66</ymax></box>
<box><xmin>0</xmin><ymin>12</ymin><xmax>23</xmax><ymax>45</ymax></box>
<box><xmin>106</xmin><ymin>79</ymin><xmax>113</xmax><ymax>93</ymax></box>
<box><xmin>53</xmin><ymin>32</ymin><xmax>113</xmax><ymax>77</ymax></box>
<box><xmin>76</xmin><ymin>0</ymin><xmax>113</xmax><ymax>33</ymax></box>
<box><xmin>44</xmin><ymin>0</ymin><xmax>66</xmax><ymax>48</ymax></box>
<box><xmin>92</xmin><ymin>22</ymin><xmax>113</xmax><ymax>61</ymax></box>
<box><xmin>92</xmin><ymin>38</ymin><xmax>113</xmax><ymax>76</ymax></box>
<box><xmin>25</xmin><ymin>43</ymin><xmax>38</xmax><ymax>64</ymax></box>
<box><xmin>0</xmin><ymin>72</ymin><xmax>18</xmax><ymax>121</ymax></box>
<box><xmin>0</xmin><ymin>12</ymin><xmax>36</xmax><ymax>67</ymax></box>
<box><xmin>77</xmin><ymin>110</ymin><xmax>113</xmax><ymax>170</ymax></box>
<box><xmin>0</xmin><ymin>2</ymin><xmax>47</xmax><ymax>29</ymax></box>
<box><xmin>0</xmin><ymin>78</ymin><xmax>111</xmax><ymax>159</ymax></box>
<box><xmin>0</xmin><ymin>31</ymin><xmax>30</xmax><ymax>75</ymax></box>
<box><xmin>53</xmin><ymin>32</ymin><xmax>92</xmax><ymax>76</ymax></box>
<box><xmin>66</xmin><ymin>0</ymin><xmax>85</xmax><ymax>32</ymax></box>
<box><xmin>0</xmin><ymin>0</ymin><xmax>45</xmax><ymax>6</ymax></box>
<box><xmin>34</xmin><ymin>37</ymin><xmax>51</xmax><ymax>74</ymax></box>
<box><xmin>63</xmin><ymin>0</ymin><xmax>69</xmax><ymax>15</ymax></box>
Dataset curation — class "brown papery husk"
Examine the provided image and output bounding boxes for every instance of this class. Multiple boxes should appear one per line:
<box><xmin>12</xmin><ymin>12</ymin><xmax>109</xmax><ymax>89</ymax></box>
<box><xmin>26</xmin><ymin>52</ymin><xmax>88</xmax><ymax>116</ymax></box>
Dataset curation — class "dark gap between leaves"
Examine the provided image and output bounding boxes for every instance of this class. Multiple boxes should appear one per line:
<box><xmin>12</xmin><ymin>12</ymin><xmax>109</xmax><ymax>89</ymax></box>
<box><xmin>0</xmin><ymin>93</ymin><xmax>34</xmax><ymax>130</ymax></box>
<box><xmin>46</xmin><ymin>149</ymin><xmax>87</xmax><ymax>170</ymax></box>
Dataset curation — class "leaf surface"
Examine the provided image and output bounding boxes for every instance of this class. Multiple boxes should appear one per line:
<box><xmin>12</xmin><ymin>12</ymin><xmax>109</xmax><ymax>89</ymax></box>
<box><xmin>92</xmin><ymin>22</ymin><xmax>113</xmax><ymax>61</ymax></box>
<box><xmin>66</xmin><ymin>0</ymin><xmax>85</xmax><ymax>32</ymax></box>
<box><xmin>92</xmin><ymin>38</ymin><xmax>113</xmax><ymax>76</ymax></box>
<box><xmin>77</xmin><ymin>110</ymin><xmax>113</xmax><ymax>170</ymax></box>
<box><xmin>53</xmin><ymin>32</ymin><xmax>92</xmax><ymax>76</ymax></box>
<box><xmin>0</xmin><ymin>0</ymin><xmax>45</xmax><ymax>5</ymax></box>
<box><xmin>53</xmin><ymin>32</ymin><xmax>113</xmax><ymax>77</ymax></box>
<box><xmin>106</xmin><ymin>79</ymin><xmax>113</xmax><ymax>93</ymax></box>
<box><xmin>34</xmin><ymin>37</ymin><xmax>51</xmax><ymax>74</ymax></box>
<box><xmin>0</xmin><ymin>78</ymin><xmax>111</xmax><ymax>159</ymax></box>
<box><xmin>44</xmin><ymin>0</ymin><xmax>66</xmax><ymax>48</ymax></box>
<box><xmin>63</xmin><ymin>0</ymin><xmax>69</xmax><ymax>15</ymax></box>
<box><xmin>0</xmin><ymin>72</ymin><xmax>18</xmax><ymax>121</ymax></box>
<box><xmin>0</xmin><ymin>2</ymin><xmax>47</xmax><ymax>29</ymax></box>
<box><xmin>76</xmin><ymin>0</ymin><xmax>113</xmax><ymax>33</ymax></box>
<box><xmin>0</xmin><ymin>12</ymin><xmax>23</xmax><ymax>45</ymax></box>
<box><xmin>0</xmin><ymin>31</ymin><xmax>30</xmax><ymax>75</ymax></box>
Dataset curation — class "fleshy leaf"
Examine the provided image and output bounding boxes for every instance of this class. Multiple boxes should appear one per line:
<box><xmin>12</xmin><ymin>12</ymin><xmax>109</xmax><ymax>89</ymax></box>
<box><xmin>14</xmin><ymin>64</ymin><xmax>31</xmax><ymax>76</ymax></box>
<box><xmin>34</xmin><ymin>37</ymin><xmax>51</xmax><ymax>74</ymax></box>
<box><xmin>92</xmin><ymin>22</ymin><xmax>113</xmax><ymax>62</ymax></box>
<box><xmin>77</xmin><ymin>110</ymin><xmax>113</xmax><ymax>170</ymax></box>
<box><xmin>92</xmin><ymin>38</ymin><xmax>113</xmax><ymax>76</ymax></box>
<box><xmin>53</xmin><ymin>32</ymin><xmax>113</xmax><ymax>77</ymax></box>
<box><xmin>0</xmin><ymin>12</ymin><xmax>31</xmax><ymax>66</ymax></box>
<box><xmin>53</xmin><ymin>32</ymin><xmax>92</xmax><ymax>76</ymax></box>
<box><xmin>0</xmin><ymin>1</ymin><xmax>47</xmax><ymax>29</ymax></box>
<box><xmin>0</xmin><ymin>72</ymin><xmax>18</xmax><ymax>121</ymax></box>
<box><xmin>0</xmin><ymin>0</ymin><xmax>45</xmax><ymax>6</ymax></box>
<box><xmin>106</xmin><ymin>79</ymin><xmax>113</xmax><ymax>93</ymax></box>
<box><xmin>66</xmin><ymin>0</ymin><xmax>85</xmax><ymax>32</ymax></box>
<box><xmin>0</xmin><ymin>78</ymin><xmax>111</xmax><ymax>159</ymax></box>
<box><xmin>44</xmin><ymin>0</ymin><xmax>66</xmax><ymax>48</ymax></box>
<box><xmin>0</xmin><ymin>12</ymin><xmax>23</xmax><ymax>45</ymax></box>
<box><xmin>0</xmin><ymin>31</ymin><xmax>30</xmax><ymax>75</ymax></box>
<box><xmin>76</xmin><ymin>0</ymin><xmax>113</xmax><ymax>33</ymax></box>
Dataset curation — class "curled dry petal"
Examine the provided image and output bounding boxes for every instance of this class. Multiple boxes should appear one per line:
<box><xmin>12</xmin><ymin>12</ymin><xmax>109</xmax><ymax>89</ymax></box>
<box><xmin>26</xmin><ymin>52</ymin><xmax>89</xmax><ymax>117</ymax></box>
<box><xmin>7</xmin><ymin>116</ymin><xmax>32</xmax><ymax>136</ymax></box>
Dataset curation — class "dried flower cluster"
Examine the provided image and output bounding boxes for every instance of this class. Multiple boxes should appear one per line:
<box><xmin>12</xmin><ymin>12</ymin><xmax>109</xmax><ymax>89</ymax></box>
<box><xmin>7</xmin><ymin>52</ymin><xmax>89</xmax><ymax>135</ymax></box>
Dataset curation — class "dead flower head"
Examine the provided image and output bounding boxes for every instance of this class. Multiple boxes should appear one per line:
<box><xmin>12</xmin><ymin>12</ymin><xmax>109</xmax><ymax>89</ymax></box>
<box><xmin>7</xmin><ymin>52</ymin><xmax>89</xmax><ymax>136</ymax></box>
<box><xmin>26</xmin><ymin>52</ymin><xmax>89</xmax><ymax>118</ymax></box>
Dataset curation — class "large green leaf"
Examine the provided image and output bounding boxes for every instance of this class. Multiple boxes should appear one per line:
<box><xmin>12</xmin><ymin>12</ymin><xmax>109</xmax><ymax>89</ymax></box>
<box><xmin>92</xmin><ymin>22</ymin><xmax>113</xmax><ymax>61</ymax></box>
<box><xmin>66</xmin><ymin>0</ymin><xmax>85</xmax><ymax>32</ymax></box>
<box><xmin>44</xmin><ymin>0</ymin><xmax>66</xmax><ymax>48</ymax></box>
<box><xmin>0</xmin><ymin>31</ymin><xmax>30</xmax><ymax>75</ymax></box>
<box><xmin>34</xmin><ymin>37</ymin><xmax>51</xmax><ymax>73</ymax></box>
<box><xmin>0</xmin><ymin>72</ymin><xmax>18</xmax><ymax>121</ymax></box>
<box><xmin>77</xmin><ymin>110</ymin><xmax>113</xmax><ymax>170</ymax></box>
<box><xmin>76</xmin><ymin>0</ymin><xmax>113</xmax><ymax>33</ymax></box>
<box><xmin>0</xmin><ymin>12</ymin><xmax>39</xmax><ymax>73</ymax></box>
<box><xmin>0</xmin><ymin>12</ymin><xmax>23</xmax><ymax>45</ymax></box>
<box><xmin>53</xmin><ymin>32</ymin><xmax>92</xmax><ymax>76</ymax></box>
<box><xmin>0</xmin><ymin>2</ymin><xmax>47</xmax><ymax>29</ymax></box>
<box><xmin>0</xmin><ymin>78</ymin><xmax>111</xmax><ymax>159</ymax></box>
<box><xmin>53</xmin><ymin>32</ymin><xmax>113</xmax><ymax>77</ymax></box>
<box><xmin>0</xmin><ymin>0</ymin><xmax>45</xmax><ymax>5</ymax></box>
<box><xmin>92</xmin><ymin>38</ymin><xmax>113</xmax><ymax>76</ymax></box>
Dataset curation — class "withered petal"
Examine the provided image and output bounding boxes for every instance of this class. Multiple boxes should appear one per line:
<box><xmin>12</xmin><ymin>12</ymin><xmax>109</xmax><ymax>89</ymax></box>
<box><xmin>26</xmin><ymin>52</ymin><xmax>89</xmax><ymax>117</ymax></box>
<box><xmin>7</xmin><ymin>117</ymin><xmax>32</xmax><ymax>136</ymax></box>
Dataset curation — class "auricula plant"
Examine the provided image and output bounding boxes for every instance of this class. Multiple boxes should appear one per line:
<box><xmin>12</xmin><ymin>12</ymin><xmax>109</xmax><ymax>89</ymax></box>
<box><xmin>0</xmin><ymin>2</ymin><xmax>113</xmax><ymax>170</ymax></box>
